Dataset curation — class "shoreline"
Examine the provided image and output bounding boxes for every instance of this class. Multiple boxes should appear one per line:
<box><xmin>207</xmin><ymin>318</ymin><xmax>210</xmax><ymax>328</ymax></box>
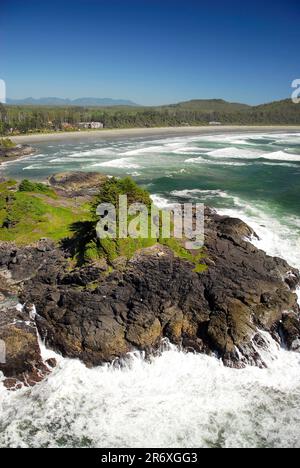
<box><xmin>6</xmin><ymin>125</ymin><xmax>300</xmax><ymax>144</ymax></box>
<box><xmin>0</xmin><ymin>174</ymin><xmax>299</xmax><ymax>389</ymax></box>
<box><xmin>0</xmin><ymin>144</ymin><xmax>37</xmax><ymax>169</ymax></box>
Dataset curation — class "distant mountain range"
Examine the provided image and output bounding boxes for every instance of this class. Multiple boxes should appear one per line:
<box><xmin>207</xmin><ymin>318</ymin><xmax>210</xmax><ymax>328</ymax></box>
<box><xmin>6</xmin><ymin>97</ymin><xmax>139</xmax><ymax>107</ymax></box>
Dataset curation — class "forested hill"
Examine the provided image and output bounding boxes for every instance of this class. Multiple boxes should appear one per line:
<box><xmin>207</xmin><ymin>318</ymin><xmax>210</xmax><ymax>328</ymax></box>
<box><xmin>0</xmin><ymin>98</ymin><xmax>299</xmax><ymax>135</ymax></box>
<box><xmin>160</xmin><ymin>99</ymin><xmax>251</xmax><ymax>112</ymax></box>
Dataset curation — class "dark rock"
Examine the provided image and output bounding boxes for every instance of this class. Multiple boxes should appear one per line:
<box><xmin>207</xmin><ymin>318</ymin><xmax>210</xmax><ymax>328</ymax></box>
<box><xmin>0</xmin><ymin>144</ymin><xmax>36</xmax><ymax>163</ymax></box>
<box><xmin>0</xmin><ymin>208</ymin><xmax>299</xmax><ymax>387</ymax></box>
<box><xmin>281</xmin><ymin>313</ymin><xmax>300</xmax><ymax>351</ymax></box>
<box><xmin>45</xmin><ymin>358</ymin><xmax>57</xmax><ymax>368</ymax></box>
<box><xmin>48</xmin><ymin>172</ymin><xmax>107</xmax><ymax>197</ymax></box>
<box><xmin>0</xmin><ymin>305</ymin><xmax>50</xmax><ymax>389</ymax></box>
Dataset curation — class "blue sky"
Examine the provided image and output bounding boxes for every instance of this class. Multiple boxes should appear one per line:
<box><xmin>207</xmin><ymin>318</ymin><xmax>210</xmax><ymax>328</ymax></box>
<box><xmin>1</xmin><ymin>0</ymin><xmax>299</xmax><ymax>105</ymax></box>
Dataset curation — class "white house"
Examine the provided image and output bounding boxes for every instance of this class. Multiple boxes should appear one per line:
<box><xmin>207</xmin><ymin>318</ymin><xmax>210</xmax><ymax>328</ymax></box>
<box><xmin>79</xmin><ymin>121</ymin><xmax>104</xmax><ymax>129</ymax></box>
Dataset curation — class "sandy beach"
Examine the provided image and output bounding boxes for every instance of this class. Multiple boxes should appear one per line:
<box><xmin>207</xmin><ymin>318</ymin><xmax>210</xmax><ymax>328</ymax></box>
<box><xmin>7</xmin><ymin>125</ymin><xmax>300</xmax><ymax>144</ymax></box>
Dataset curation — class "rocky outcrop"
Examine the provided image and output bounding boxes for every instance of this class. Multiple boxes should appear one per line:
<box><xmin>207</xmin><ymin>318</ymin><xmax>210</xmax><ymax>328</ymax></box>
<box><xmin>0</xmin><ymin>209</ymin><xmax>299</xmax><ymax>387</ymax></box>
<box><xmin>0</xmin><ymin>144</ymin><xmax>36</xmax><ymax>164</ymax></box>
<box><xmin>0</xmin><ymin>304</ymin><xmax>52</xmax><ymax>390</ymax></box>
<box><xmin>0</xmin><ymin>241</ymin><xmax>61</xmax><ymax>388</ymax></box>
<box><xmin>200</xmin><ymin>211</ymin><xmax>299</xmax><ymax>366</ymax></box>
<box><xmin>48</xmin><ymin>172</ymin><xmax>107</xmax><ymax>197</ymax></box>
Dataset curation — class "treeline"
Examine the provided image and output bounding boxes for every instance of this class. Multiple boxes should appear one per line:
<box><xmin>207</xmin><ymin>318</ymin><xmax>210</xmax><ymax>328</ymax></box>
<box><xmin>0</xmin><ymin>99</ymin><xmax>300</xmax><ymax>135</ymax></box>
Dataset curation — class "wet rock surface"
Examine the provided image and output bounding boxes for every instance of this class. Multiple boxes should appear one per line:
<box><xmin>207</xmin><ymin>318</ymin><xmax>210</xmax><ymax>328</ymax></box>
<box><xmin>48</xmin><ymin>172</ymin><xmax>107</xmax><ymax>197</ymax></box>
<box><xmin>0</xmin><ymin>208</ymin><xmax>299</xmax><ymax>387</ymax></box>
<box><xmin>0</xmin><ymin>307</ymin><xmax>51</xmax><ymax>390</ymax></box>
<box><xmin>0</xmin><ymin>144</ymin><xmax>36</xmax><ymax>164</ymax></box>
<box><xmin>0</xmin><ymin>241</ymin><xmax>62</xmax><ymax>388</ymax></box>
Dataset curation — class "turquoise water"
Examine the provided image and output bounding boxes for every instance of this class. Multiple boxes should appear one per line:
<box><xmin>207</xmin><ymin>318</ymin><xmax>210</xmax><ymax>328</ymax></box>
<box><xmin>3</xmin><ymin>132</ymin><xmax>300</xmax><ymax>215</ymax></box>
<box><xmin>2</xmin><ymin>131</ymin><xmax>300</xmax><ymax>267</ymax></box>
<box><xmin>1</xmin><ymin>131</ymin><xmax>300</xmax><ymax>448</ymax></box>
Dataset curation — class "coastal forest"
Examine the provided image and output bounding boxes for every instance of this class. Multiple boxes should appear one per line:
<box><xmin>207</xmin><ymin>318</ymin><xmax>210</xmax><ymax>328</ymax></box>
<box><xmin>0</xmin><ymin>98</ymin><xmax>300</xmax><ymax>135</ymax></box>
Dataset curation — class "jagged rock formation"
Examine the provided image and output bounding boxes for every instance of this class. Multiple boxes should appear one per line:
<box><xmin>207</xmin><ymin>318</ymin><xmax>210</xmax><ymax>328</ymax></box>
<box><xmin>0</xmin><ymin>208</ymin><xmax>299</xmax><ymax>388</ymax></box>
<box><xmin>0</xmin><ymin>144</ymin><xmax>36</xmax><ymax>164</ymax></box>
<box><xmin>48</xmin><ymin>172</ymin><xmax>107</xmax><ymax>197</ymax></box>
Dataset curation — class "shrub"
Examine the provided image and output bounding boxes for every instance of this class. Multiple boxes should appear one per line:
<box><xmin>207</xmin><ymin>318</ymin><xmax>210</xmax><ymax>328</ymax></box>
<box><xmin>18</xmin><ymin>179</ymin><xmax>56</xmax><ymax>196</ymax></box>
<box><xmin>0</xmin><ymin>138</ymin><xmax>15</xmax><ymax>149</ymax></box>
<box><xmin>92</xmin><ymin>176</ymin><xmax>152</xmax><ymax>215</ymax></box>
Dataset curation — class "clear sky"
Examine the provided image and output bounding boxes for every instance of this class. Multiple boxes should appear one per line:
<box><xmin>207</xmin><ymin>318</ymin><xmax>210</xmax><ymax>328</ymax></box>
<box><xmin>1</xmin><ymin>0</ymin><xmax>299</xmax><ymax>105</ymax></box>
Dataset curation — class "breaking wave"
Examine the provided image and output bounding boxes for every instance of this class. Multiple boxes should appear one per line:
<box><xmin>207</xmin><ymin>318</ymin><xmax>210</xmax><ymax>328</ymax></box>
<box><xmin>216</xmin><ymin>199</ymin><xmax>300</xmax><ymax>271</ymax></box>
<box><xmin>1</xmin><ymin>337</ymin><xmax>300</xmax><ymax>448</ymax></box>
<box><xmin>1</xmin><ymin>130</ymin><xmax>300</xmax><ymax>448</ymax></box>
<box><xmin>207</xmin><ymin>147</ymin><xmax>265</xmax><ymax>159</ymax></box>
<box><xmin>90</xmin><ymin>157</ymin><xmax>141</xmax><ymax>169</ymax></box>
<box><xmin>170</xmin><ymin>189</ymin><xmax>228</xmax><ymax>200</ymax></box>
<box><xmin>202</xmin><ymin>147</ymin><xmax>300</xmax><ymax>162</ymax></box>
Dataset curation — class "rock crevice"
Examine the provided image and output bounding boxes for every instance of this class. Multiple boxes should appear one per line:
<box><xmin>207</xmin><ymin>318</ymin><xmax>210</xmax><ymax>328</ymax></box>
<box><xmin>0</xmin><ymin>209</ymin><xmax>299</xmax><ymax>387</ymax></box>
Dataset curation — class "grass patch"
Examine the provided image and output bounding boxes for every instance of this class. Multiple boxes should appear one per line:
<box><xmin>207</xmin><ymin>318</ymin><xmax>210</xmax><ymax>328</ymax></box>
<box><xmin>0</xmin><ymin>176</ymin><xmax>207</xmax><ymax>273</ymax></box>
<box><xmin>161</xmin><ymin>237</ymin><xmax>207</xmax><ymax>273</ymax></box>
<box><xmin>0</xmin><ymin>179</ymin><xmax>18</xmax><ymax>193</ymax></box>
<box><xmin>0</xmin><ymin>191</ymin><xmax>89</xmax><ymax>244</ymax></box>
<box><xmin>18</xmin><ymin>179</ymin><xmax>57</xmax><ymax>198</ymax></box>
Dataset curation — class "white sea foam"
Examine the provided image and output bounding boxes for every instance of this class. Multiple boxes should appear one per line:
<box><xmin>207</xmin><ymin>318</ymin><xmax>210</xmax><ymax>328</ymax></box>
<box><xmin>91</xmin><ymin>158</ymin><xmax>141</xmax><ymax>169</ymax></box>
<box><xmin>217</xmin><ymin>198</ymin><xmax>300</xmax><ymax>271</ymax></box>
<box><xmin>166</xmin><ymin>186</ymin><xmax>300</xmax><ymax>273</ymax></box>
<box><xmin>50</xmin><ymin>157</ymin><xmax>100</xmax><ymax>163</ymax></box>
<box><xmin>171</xmin><ymin>189</ymin><xmax>228</xmax><ymax>199</ymax></box>
<box><xmin>262</xmin><ymin>162</ymin><xmax>298</xmax><ymax>168</ymax></box>
<box><xmin>122</xmin><ymin>145</ymin><xmax>169</xmax><ymax>156</ymax></box>
<box><xmin>67</xmin><ymin>148</ymin><xmax>115</xmax><ymax>158</ymax></box>
<box><xmin>184</xmin><ymin>147</ymin><xmax>300</xmax><ymax>163</ymax></box>
<box><xmin>0</xmin><ymin>152</ymin><xmax>45</xmax><ymax>170</ymax></box>
<box><xmin>296</xmin><ymin>288</ymin><xmax>300</xmax><ymax>306</ymax></box>
<box><xmin>262</xmin><ymin>150</ymin><xmax>300</xmax><ymax>162</ymax></box>
<box><xmin>194</xmin><ymin>133</ymin><xmax>265</xmax><ymax>144</ymax></box>
<box><xmin>1</xmin><ymin>131</ymin><xmax>300</xmax><ymax>449</ymax></box>
<box><xmin>207</xmin><ymin>147</ymin><xmax>265</xmax><ymax>159</ymax></box>
<box><xmin>150</xmin><ymin>194</ymin><xmax>176</xmax><ymax>209</ymax></box>
<box><xmin>273</xmin><ymin>136</ymin><xmax>300</xmax><ymax>144</ymax></box>
<box><xmin>37</xmin><ymin>333</ymin><xmax>63</xmax><ymax>364</ymax></box>
<box><xmin>1</xmin><ymin>339</ymin><xmax>300</xmax><ymax>448</ymax></box>
<box><xmin>184</xmin><ymin>156</ymin><xmax>248</xmax><ymax>166</ymax></box>
<box><xmin>176</xmin><ymin>146</ymin><xmax>212</xmax><ymax>154</ymax></box>
<box><xmin>23</xmin><ymin>164</ymin><xmax>59</xmax><ymax>170</ymax></box>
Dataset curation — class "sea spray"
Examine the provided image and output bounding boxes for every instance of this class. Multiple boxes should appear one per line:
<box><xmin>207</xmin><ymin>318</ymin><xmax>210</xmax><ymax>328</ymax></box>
<box><xmin>217</xmin><ymin>201</ymin><xmax>300</xmax><ymax>271</ymax></box>
<box><xmin>1</xmin><ymin>336</ymin><xmax>300</xmax><ymax>448</ymax></box>
<box><xmin>1</xmin><ymin>131</ymin><xmax>300</xmax><ymax>448</ymax></box>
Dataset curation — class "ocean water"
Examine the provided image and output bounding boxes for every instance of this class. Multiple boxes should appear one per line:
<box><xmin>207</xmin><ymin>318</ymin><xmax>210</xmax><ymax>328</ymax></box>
<box><xmin>1</xmin><ymin>131</ymin><xmax>300</xmax><ymax>448</ymax></box>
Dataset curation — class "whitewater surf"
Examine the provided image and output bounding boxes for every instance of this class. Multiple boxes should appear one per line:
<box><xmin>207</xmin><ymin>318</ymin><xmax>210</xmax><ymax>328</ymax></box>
<box><xmin>1</xmin><ymin>131</ymin><xmax>300</xmax><ymax>448</ymax></box>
